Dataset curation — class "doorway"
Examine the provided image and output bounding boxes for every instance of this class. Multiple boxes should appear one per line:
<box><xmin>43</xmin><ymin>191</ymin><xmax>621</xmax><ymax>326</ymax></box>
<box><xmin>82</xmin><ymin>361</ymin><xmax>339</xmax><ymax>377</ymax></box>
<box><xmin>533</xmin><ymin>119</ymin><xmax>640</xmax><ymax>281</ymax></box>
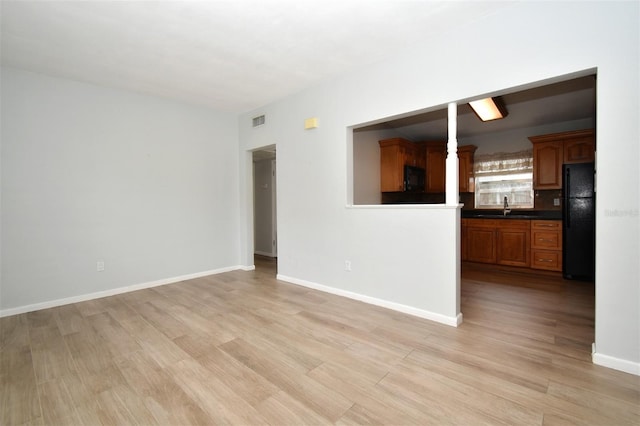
<box><xmin>252</xmin><ymin>146</ymin><xmax>277</xmax><ymax>266</ymax></box>
<box><xmin>350</xmin><ymin>71</ymin><xmax>596</xmax><ymax>348</ymax></box>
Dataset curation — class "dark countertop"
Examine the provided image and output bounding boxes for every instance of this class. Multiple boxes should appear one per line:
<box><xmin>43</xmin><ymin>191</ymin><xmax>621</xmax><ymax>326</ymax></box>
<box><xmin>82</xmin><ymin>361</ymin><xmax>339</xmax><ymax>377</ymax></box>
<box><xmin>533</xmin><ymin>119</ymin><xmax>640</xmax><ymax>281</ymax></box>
<box><xmin>462</xmin><ymin>209</ymin><xmax>562</xmax><ymax>220</ymax></box>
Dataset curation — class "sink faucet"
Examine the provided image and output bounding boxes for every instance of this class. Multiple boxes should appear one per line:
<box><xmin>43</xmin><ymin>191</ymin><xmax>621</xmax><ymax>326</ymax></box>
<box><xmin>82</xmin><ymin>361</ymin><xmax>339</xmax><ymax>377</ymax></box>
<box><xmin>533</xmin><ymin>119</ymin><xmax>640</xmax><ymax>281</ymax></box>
<box><xmin>503</xmin><ymin>196</ymin><xmax>511</xmax><ymax>216</ymax></box>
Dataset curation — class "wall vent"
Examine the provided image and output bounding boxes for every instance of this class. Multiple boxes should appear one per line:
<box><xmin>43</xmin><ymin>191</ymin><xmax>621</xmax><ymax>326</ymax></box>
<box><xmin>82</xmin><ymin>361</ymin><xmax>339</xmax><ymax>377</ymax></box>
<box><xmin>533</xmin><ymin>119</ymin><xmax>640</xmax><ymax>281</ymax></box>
<box><xmin>252</xmin><ymin>115</ymin><xmax>265</xmax><ymax>127</ymax></box>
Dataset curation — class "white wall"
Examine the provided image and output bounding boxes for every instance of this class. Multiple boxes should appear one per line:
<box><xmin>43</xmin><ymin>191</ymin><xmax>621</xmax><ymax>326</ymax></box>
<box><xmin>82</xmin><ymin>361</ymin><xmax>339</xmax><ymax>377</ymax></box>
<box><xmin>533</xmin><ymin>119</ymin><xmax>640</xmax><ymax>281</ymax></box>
<box><xmin>239</xmin><ymin>2</ymin><xmax>639</xmax><ymax>374</ymax></box>
<box><xmin>1</xmin><ymin>67</ymin><xmax>240</xmax><ymax>313</ymax></box>
<box><xmin>353</xmin><ymin>128</ymin><xmax>399</xmax><ymax>205</ymax></box>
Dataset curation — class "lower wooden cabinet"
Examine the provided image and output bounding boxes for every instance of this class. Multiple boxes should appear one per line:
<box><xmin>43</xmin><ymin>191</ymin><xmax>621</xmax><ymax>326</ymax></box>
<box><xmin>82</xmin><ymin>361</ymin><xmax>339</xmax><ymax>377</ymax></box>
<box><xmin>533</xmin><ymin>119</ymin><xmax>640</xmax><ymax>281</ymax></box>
<box><xmin>530</xmin><ymin>220</ymin><xmax>563</xmax><ymax>271</ymax></box>
<box><xmin>463</xmin><ymin>219</ymin><xmax>529</xmax><ymax>266</ymax></box>
<box><xmin>531</xmin><ymin>249</ymin><xmax>561</xmax><ymax>271</ymax></box>
<box><xmin>496</xmin><ymin>220</ymin><xmax>531</xmax><ymax>267</ymax></box>
<box><xmin>462</xmin><ymin>218</ymin><xmax>564</xmax><ymax>271</ymax></box>
<box><xmin>466</xmin><ymin>223</ymin><xmax>497</xmax><ymax>263</ymax></box>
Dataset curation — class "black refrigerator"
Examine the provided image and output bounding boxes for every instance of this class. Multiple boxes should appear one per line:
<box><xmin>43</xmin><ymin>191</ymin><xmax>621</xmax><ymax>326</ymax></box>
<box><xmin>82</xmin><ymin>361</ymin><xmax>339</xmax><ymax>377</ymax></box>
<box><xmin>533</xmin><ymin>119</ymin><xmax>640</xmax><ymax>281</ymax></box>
<box><xmin>563</xmin><ymin>162</ymin><xmax>595</xmax><ymax>280</ymax></box>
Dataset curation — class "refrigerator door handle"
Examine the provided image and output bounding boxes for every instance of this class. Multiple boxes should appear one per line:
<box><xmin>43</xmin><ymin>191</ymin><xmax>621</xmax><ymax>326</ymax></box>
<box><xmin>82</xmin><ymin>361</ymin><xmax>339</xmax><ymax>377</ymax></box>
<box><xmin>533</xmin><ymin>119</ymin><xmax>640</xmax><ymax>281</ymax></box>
<box><xmin>565</xmin><ymin>168</ymin><xmax>570</xmax><ymax>228</ymax></box>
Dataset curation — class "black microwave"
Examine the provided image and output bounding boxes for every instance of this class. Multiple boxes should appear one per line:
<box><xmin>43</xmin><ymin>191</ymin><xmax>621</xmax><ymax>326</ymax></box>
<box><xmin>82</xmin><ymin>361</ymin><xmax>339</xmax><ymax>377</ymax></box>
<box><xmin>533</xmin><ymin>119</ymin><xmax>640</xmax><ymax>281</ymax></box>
<box><xmin>404</xmin><ymin>165</ymin><xmax>425</xmax><ymax>192</ymax></box>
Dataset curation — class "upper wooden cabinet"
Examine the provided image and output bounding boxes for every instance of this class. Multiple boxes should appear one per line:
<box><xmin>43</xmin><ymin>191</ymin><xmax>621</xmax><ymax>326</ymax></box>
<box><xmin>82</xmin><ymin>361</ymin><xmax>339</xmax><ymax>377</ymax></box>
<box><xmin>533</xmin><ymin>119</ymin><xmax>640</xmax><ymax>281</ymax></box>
<box><xmin>379</xmin><ymin>138</ymin><xmax>424</xmax><ymax>192</ymax></box>
<box><xmin>458</xmin><ymin>145</ymin><xmax>477</xmax><ymax>193</ymax></box>
<box><xmin>529</xmin><ymin>129</ymin><xmax>595</xmax><ymax>190</ymax></box>
<box><xmin>564</xmin><ymin>134</ymin><xmax>595</xmax><ymax>163</ymax></box>
<box><xmin>532</xmin><ymin>140</ymin><xmax>563</xmax><ymax>189</ymax></box>
<box><xmin>380</xmin><ymin>139</ymin><xmax>477</xmax><ymax>194</ymax></box>
<box><xmin>421</xmin><ymin>141</ymin><xmax>446</xmax><ymax>193</ymax></box>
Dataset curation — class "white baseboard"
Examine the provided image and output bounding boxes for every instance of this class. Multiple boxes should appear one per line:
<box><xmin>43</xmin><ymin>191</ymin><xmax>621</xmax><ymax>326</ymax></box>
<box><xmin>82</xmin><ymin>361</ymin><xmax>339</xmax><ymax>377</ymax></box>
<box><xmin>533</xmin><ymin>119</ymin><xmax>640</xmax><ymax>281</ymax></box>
<box><xmin>254</xmin><ymin>251</ymin><xmax>276</xmax><ymax>258</ymax></box>
<box><xmin>277</xmin><ymin>274</ymin><xmax>461</xmax><ymax>327</ymax></box>
<box><xmin>0</xmin><ymin>265</ymin><xmax>247</xmax><ymax>318</ymax></box>
<box><xmin>593</xmin><ymin>351</ymin><xmax>640</xmax><ymax>376</ymax></box>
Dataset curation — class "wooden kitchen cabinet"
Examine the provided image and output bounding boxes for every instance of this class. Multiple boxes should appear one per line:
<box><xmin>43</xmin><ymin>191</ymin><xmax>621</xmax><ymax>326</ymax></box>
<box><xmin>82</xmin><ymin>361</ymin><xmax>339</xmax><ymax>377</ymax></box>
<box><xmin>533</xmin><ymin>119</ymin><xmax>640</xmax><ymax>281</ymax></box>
<box><xmin>463</xmin><ymin>218</ymin><xmax>531</xmax><ymax>268</ymax></box>
<box><xmin>463</xmin><ymin>218</ymin><xmax>564</xmax><ymax>272</ymax></box>
<box><xmin>407</xmin><ymin>143</ymin><xmax>425</xmax><ymax>169</ymax></box>
<box><xmin>379</xmin><ymin>138</ymin><xmax>423</xmax><ymax>192</ymax></box>
<box><xmin>458</xmin><ymin>145</ymin><xmax>477</xmax><ymax>193</ymax></box>
<box><xmin>496</xmin><ymin>220</ymin><xmax>531</xmax><ymax>267</ymax></box>
<box><xmin>421</xmin><ymin>141</ymin><xmax>446</xmax><ymax>193</ymax></box>
<box><xmin>531</xmin><ymin>140</ymin><xmax>563</xmax><ymax>189</ymax></box>
<box><xmin>381</xmin><ymin>138</ymin><xmax>477</xmax><ymax>194</ymax></box>
<box><xmin>465</xmin><ymin>219</ymin><xmax>498</xmax><ymax>264</ymax></box>
<box><xmin>563</xmin><ymin>133</ymin><xmax>595</xmax><ymax>163</ymax></box>
<box><xmin>529</xmin><ymin>129</ymin><xmax>595</xmax><ymax>190</ymax></box>
<box><xmin>461</xmin><ymin>219</ymin><xmax>468</xmax><ymax>261</ymax></box>
<box><xmin>531</xmin><ymin>220</ymin><xmax>563</xmax><ymax>271</ymax></box>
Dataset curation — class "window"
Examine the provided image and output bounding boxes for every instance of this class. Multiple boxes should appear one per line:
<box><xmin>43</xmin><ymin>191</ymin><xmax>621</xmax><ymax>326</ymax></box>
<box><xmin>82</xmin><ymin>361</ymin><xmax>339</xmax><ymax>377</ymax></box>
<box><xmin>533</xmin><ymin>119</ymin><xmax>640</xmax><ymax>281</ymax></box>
<box><xmin>474</xmin><ymin>150</ymin><xmax>534</xmax><ymax>209</ymax></box>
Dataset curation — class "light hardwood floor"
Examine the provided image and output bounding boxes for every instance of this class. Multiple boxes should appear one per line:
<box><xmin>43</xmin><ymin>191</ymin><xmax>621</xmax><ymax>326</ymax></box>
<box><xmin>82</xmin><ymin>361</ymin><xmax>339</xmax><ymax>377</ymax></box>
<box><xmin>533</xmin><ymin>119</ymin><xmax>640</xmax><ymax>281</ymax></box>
<box><xmin>2</xmin><ymin>257</ymin><xmax>638</xmax><ymax>425</ymax></box>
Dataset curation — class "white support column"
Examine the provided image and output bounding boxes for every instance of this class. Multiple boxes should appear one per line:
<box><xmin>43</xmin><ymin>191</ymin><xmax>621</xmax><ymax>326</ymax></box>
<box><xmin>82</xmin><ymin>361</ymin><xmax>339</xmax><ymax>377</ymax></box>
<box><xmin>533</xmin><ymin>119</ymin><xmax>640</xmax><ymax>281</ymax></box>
<box><xmin>446</xmin><ymin>102</ymin><xmax>459</xmax><ymax>205</ymax></box>
<box><xmin>447</xmin><ymin>102</ymin><xmax>462</xmax><ymax>325</ymax></box>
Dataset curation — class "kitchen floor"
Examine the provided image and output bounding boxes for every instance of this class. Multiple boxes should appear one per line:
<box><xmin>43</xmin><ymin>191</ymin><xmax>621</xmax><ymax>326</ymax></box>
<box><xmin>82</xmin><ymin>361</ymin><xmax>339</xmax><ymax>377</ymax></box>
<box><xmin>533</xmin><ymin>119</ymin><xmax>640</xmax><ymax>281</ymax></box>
<box><xmin>460</xmin><ymin>262</ymin><xmax>595</xmax><ymax>359</ymax></box>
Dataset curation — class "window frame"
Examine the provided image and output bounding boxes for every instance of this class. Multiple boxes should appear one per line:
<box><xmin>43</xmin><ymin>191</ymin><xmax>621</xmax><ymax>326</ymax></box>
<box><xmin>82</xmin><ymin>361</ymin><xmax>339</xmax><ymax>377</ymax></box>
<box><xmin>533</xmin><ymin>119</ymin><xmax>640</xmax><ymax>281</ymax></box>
<box><xmin>473</xmin><ymin>150</ymin><xmax>534</xmax><ymax>210</ymax></box>
<box><xmin>474</xmin><ymin>172</ymin><xmax>534</xmax><ymax>209</ymax></box>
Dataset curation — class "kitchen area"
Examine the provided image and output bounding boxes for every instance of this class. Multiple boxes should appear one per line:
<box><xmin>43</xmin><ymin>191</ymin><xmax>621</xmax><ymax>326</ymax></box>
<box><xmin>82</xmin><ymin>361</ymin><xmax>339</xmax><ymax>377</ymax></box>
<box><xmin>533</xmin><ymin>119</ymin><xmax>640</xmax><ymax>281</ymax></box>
<box><xmin>353</xmin><ymin>75</ymin><xmax>596</xmax><ymax>282</ymax></box>
<box><xmin>460</xmin><ymin>128</ymin><xmax>595</xmax><ymax>280</ymax></box>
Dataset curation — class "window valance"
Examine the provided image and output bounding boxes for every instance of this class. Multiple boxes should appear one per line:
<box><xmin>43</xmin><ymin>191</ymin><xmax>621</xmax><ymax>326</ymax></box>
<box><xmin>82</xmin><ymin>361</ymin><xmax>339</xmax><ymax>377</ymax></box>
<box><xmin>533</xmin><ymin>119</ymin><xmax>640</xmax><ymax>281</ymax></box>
<box><xmin>473</xmin><ymin>150</ymin><xmax>533</xmax><ymax>176</ymax></box>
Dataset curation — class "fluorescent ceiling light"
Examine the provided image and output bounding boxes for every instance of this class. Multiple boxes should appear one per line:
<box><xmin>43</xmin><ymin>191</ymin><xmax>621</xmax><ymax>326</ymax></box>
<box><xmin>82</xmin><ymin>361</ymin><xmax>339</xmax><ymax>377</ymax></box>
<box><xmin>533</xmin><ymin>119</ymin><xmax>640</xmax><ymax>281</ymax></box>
<box><xmin>469</xmin><ymin>97</ymin><xmax>508</xmax><ymax>121</ymax></box>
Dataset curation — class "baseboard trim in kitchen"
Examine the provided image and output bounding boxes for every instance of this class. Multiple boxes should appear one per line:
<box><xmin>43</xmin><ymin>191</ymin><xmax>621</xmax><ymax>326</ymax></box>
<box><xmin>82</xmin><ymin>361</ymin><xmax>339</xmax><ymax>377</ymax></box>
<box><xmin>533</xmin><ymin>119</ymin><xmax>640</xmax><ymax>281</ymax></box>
<box><xmin>593</xmin><ymin>351</ymin><xmax>640</xmax><ymax>376</ymax></box>
<box><xmin>277</xmin><ymin>274</ymin><xmax>462</xmax><ymax>327</ymax></box>
<box><xmin>0</xmin><ymin>265</ymin><xmax>250</xmax><ymax>318</ymax></box>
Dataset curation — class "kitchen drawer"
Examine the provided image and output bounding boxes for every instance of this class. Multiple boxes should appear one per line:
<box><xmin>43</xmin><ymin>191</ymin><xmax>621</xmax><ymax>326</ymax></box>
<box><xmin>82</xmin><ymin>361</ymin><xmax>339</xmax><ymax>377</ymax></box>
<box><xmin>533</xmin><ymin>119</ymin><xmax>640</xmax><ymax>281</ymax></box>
<box><xmin>531</xmin><ymin>220</ymin><xmax>562</xmax><ymax>251</ymax></box>
<box><xmin>464</xmin><ymin>218</ymin><xmax>502</xmax><ymax>228</ymax></box>
<box><xmin>531</xmin><ymin>230</ymin><xmax>562</xmax><ymax>250</ymax></box>
<box><xmin>531</xmin><ymin>220</ymin><xmax>561</xmax><ymax>230</ymax></box>
<box><xmin>500</xmin><ymin>219</ymin><xmax>531</xmax><ymax>230</ymax></box>
<box><xmin>531</xmin><ymin>249</ymin><xmax>562</xmax><ymax>271</ymax></box>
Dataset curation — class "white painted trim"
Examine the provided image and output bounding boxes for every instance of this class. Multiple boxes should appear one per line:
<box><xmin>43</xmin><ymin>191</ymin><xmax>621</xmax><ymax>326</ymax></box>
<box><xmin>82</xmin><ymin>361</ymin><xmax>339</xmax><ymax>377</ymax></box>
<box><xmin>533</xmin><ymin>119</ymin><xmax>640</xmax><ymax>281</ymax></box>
<box><xmin>0</xmin><ymin>265</ymin><xmax>247</xmax><ymax>318</ymax></box>
<box><xmin>277</xmin><ymin>274</ymin><xmax>461</xmax><ymax>327</ymax></box>
<box><xmin>593</xmin><ymin>351</ymin><xmax>640</xmax><ymax>376</ymax></box>
<box><xmin>271</xmin><ymin>157</ymin><xmax>278</xmax><ymax>258</ymax></box>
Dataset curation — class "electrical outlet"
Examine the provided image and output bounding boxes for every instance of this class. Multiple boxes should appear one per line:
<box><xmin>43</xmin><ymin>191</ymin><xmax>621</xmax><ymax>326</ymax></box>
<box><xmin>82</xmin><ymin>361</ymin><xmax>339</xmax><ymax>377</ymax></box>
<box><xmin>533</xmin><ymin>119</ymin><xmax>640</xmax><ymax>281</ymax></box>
<box><xmin>553</xmin><ymin>198</ymin><xmax>561</xmax><ymax>206</ymax></box>
<box><xmin>344</xmin><ymin>260</ymin><xmax>352</xmax><ymax>272</ymax></box>
<box><xmin>97</xmin><ymin>260</ymin><xmax>105</xmax><ymax>272</ymax></box>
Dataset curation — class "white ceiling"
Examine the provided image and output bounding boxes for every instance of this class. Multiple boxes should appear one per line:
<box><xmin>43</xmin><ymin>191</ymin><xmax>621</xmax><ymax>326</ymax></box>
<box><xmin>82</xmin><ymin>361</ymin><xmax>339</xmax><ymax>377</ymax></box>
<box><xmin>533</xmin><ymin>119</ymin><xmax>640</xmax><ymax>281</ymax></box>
<box><xmin>0</xmin><ymin>0</ymin><xmax>512</xmax><ymax>113</ymax></box>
